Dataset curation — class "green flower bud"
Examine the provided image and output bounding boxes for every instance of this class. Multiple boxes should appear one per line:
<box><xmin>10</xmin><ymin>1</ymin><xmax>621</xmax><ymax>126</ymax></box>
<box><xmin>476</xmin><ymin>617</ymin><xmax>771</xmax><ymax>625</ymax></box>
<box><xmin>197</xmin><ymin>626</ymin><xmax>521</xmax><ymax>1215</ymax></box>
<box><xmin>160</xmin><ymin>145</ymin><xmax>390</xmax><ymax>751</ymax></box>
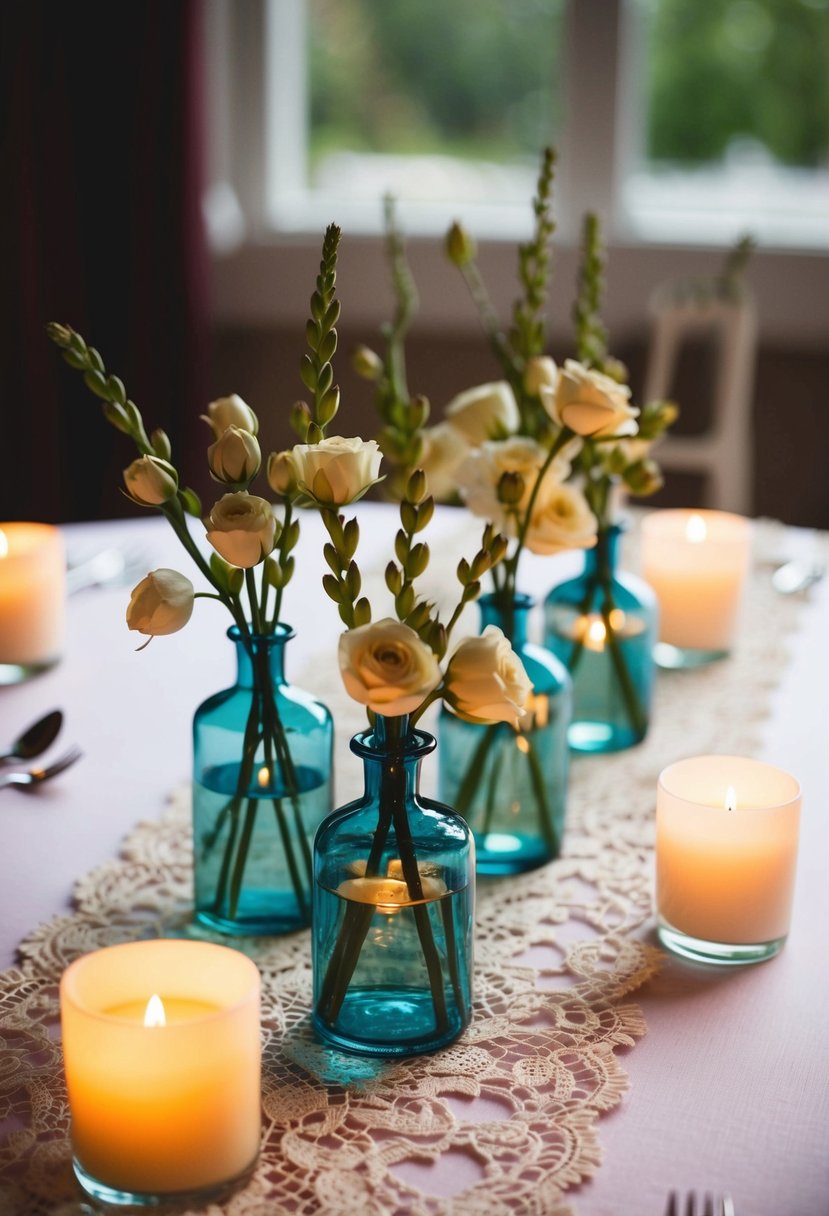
<box><xmin>351</xmin><ymin>345</ymin><xmax>384</xmax><ymax>380</ymax></box>
<box><xmin>446</xmin><ymin>221</ymin><xmax>476</xmax><ymax>268</ymax></box>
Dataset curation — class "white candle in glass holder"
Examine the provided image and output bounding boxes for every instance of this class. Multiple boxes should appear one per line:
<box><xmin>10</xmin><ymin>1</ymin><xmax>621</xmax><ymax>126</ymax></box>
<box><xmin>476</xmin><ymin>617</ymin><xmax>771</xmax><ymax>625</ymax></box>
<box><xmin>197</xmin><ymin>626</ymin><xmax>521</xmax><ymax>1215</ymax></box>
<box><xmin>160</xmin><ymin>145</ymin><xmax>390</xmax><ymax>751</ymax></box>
<box><xmin>0</xmin><ymin>522</ymin><xmax>65</xmax><ymax>671</ymax></box>
<box><xmin>640</xmin><ymin>509</ymin><xmax>750</xmax><ymax>654</ymax></box>
<box><xmin>60</xmin><ymin>939</ymin><xmax>261</xmax><ymax>1204</ymax></box>
<box><xmin>656</xmin><ymin>754</ymin><xmax>801</xmax><ymax>963</ymax></box>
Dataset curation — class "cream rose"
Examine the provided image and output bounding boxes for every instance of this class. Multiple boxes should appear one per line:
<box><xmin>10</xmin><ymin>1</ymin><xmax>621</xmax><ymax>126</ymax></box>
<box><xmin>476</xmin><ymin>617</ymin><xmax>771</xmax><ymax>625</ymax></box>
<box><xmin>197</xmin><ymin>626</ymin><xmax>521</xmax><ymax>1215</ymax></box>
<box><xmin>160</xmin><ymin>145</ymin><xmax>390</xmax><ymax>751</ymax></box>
<box><xmin>419</xmin><ymin>422</ymin><xmax>469</xmax><ymax>501</ymax></box>
<box><xmin>126</xmin><ymin>569</ymin><xmax>194</xmax><ymax>638</ymax></box>
<box><xmin>444</xmin><ymin>381</ymin><xmax>519</xmax><ymax>444</ymax></box>
<box><xmin>205</xmin><ymin>492</ymin><xmax>277</xmax><ymax>567</ymax></box>
<box><xmin>455</xmin><ymin>437</ymin><xmax>574</xmax><ymax>534</ymax></box>
<box><xmin>338</xmin><ymin>618</ymin><xmax>441</xmax><ymax>716</ymax></box>
<box><xmin>290</xmin><ymin>436</ymin><xmax>382</xmax><ymax>505</ymax></box>
<box><xmin>122</xmin><ymin>455</ymin><xmax>178</xmax><ymax>506</ymax></box>
<box><xmin>266</xmin><ymin>450</ymin><xmax>296</xmax><ymax>496</ymax></box>
<box><xmin>207</xmin><ymin>425</ymin><xmax>261</xmax><ymax>484</ymax></box>
<box><xmin>525</xmin><ymin>481</ymin><xmax>598</xmax><ymax>556</ymax></box>
<box><xmin>444</xmin><ymin>627</ymin><xmax>531</xmax><ymax>728</ymax></box>
<box><xmin>543</xmin><ymin>359</ymin><xmax>639</xmax><ymax>438</ymax></box>
<box><xmin>201</xmin><ymin>393</ymin><xmax>259</xmax><ymax>438</ymax></box>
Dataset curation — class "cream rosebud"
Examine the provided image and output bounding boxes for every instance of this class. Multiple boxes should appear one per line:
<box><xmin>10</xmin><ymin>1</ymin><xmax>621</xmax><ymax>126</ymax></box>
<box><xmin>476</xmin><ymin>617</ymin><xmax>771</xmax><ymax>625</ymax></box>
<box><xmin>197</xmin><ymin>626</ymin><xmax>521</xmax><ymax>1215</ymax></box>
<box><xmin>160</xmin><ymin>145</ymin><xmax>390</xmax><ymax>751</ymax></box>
<box><xmin>290</xmin><ymin>435</ymin><xmax>382</xmax><ymax>506</ymax></box>
<box><xmin>338</xmin><ymin>618</ymin><xmax>441</xmax><ymax>716</ymax></box>
<box><xmin>201</xmin><ymin>393</ymin><xmax>259</xmax><ymax>438</ymax></box>
<box><xmin>444</xmin><ymin>382</ymin><xmax>520</xmax><ymax>445</ymax></box>
<box><xmin>207</xmin><ymin>425</ymin><xmax>261</xmax><ymax>484</ymax></box>
<box><xmin>126</xmin><ymin>569</ymin><xmax>194</xmax><ymax>638</ymax></box>
<box><xmin>266</xmin><ymin>450</ymin><xmax>296</xmax><ymax>496</ymax></box>
<box><xmin>123</xmin><ymin>454</ymin><xmax>178</xmax><ymax>506</ymax></box>
<box><xmin>525</xmin><ymin>481</ymin><xmax>598</xmax><ymax>557</ymax></box>
<box><xmin>543</xmin><ymin>359</ymin><xmax>639</xmax><ymax>438</ymax></box>
<box><xmin>418</xmin><ymin>422</ymin><xmax>468</xmax><ymax>501</ymax></box>
<box><xmin>444</xmin><ymin>626</ymin><xmax>531</xmax><ymax>728</ymax></box>
<box><xmin>205</xmin><ymin>492</ymin><xmax>277</xmax><ymax>567</ymax></box>
<box><xmin>523</xmin><ymin>355</ymin><xmax>558</xmax><ymax>398</ymax></box>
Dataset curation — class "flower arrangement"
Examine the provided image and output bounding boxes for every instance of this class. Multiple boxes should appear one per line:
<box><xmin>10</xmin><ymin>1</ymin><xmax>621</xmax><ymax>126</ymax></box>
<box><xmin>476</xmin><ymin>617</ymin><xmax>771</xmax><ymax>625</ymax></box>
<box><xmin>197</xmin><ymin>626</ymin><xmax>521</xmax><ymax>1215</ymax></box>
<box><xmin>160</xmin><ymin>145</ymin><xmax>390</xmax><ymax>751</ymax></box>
<box><xmin>45</xmin><ymin>226</ymin><xmax>386</xmax><ymax>932</ymax></box>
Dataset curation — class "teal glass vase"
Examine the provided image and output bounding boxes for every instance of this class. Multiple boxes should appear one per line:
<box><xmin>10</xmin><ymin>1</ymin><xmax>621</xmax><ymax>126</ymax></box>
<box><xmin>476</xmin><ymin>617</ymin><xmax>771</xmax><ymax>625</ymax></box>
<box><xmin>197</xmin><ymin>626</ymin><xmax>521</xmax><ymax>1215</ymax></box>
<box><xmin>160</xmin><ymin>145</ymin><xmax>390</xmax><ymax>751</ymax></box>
<box><xmin>193</xmin><ymin>624</ymin><xmax>333</xmax><ymax>936</ymax></box>
<box><xmin>438</xmin><ymin>593</ymin><xmax>571</xmax><ymax>875</ymax></box>
<box><xmin>312</xmin><ymin>716</ymin><xmax>474</xmax><ymax>1057</ymax></box>
<box><xmin>543</xmin><ymin>525</ymin><xmax>657</xmax><ymax>753</ymax></box>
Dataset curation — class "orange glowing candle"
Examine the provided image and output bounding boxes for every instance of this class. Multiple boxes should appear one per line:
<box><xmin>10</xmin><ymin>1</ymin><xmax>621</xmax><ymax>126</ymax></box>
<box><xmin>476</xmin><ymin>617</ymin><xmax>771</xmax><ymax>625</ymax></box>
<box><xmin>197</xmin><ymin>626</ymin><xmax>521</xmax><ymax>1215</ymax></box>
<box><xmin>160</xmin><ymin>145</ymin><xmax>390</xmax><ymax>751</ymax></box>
<box><xmin>0</xmin><ymin>522</ymin><xmax>65</xmax><ymax>676</ymax></box>
<box><xmin>60</xmin><ymin>940</ymin><xmax>261</xmax><ymax>1204</ymax></box>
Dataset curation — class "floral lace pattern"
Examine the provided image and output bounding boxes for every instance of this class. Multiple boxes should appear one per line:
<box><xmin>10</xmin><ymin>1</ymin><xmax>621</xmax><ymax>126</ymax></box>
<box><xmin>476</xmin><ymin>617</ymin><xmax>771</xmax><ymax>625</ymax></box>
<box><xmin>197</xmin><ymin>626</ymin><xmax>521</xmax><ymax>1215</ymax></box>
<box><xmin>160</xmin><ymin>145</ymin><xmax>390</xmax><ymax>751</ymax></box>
<box><xmin>0</xmin><ymin>516</ymin><xmax>811</xmax><ymax>1216</ymax></box>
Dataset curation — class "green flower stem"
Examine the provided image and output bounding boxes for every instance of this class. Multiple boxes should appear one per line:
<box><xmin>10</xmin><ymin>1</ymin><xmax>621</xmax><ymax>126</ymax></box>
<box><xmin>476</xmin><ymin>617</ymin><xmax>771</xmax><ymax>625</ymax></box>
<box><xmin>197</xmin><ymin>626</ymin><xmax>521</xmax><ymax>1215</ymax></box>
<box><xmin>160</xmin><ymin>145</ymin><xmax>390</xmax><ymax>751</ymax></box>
<box><xmin>479</xmin><ymin>739</ymin><xmax>505</xmax><ymax>839</ymax></box>
<box><xmin>522</xmin><ymin>734</ymin><xmax>560</xmax><ymax>856</ymax></box>
<box><xmin>453</xmin><ymin>723</ymin><xmax>499</xmax><ymax>820</ymax></box>
<box><xmin>229</xmin><ymin>796</ymin><xmax>259</xmax><ymax>920</ymax></box>
<box><xmin>245</xmin><ymin>569</ymin><xmax>264</xmax><ymax>635</ymax></box>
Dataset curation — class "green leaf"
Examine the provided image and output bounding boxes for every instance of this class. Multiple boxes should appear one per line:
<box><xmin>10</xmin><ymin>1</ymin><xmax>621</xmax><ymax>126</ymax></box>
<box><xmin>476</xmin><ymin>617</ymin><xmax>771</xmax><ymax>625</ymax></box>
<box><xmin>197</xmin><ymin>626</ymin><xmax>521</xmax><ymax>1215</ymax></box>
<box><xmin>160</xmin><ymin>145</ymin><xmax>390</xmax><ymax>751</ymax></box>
<box><xmin>342</xmin><ymin>517</ymin><xmax>359</xmax><ymax>558</ymax></box>
<box><xmin>305</xmin><ymin>319</ymin><xmax>321</xmax><ymax>351</ymax></box>
<box><xmin>385</xmin><ymin>562</ymin><xmax>402</xmax><ymax>594</ymax></box>
<box><xmin>394</xmin><ymin>530</ymin><xmax>408</xmax><ymax>565</ymax></box>
<box><xmin>316</xmin><ymin>362</ymin><xmax>333</xmax><ymax>399</ymax></box>
<box><xmin>353</xmin><ymin>597</ymin><xmax>371</xmax><ymax>627</ymax></box>
<box><xmin>300</xmin><ymin>354</ymin><xmax>316</xmax><ymax>390</ymax></box>
<box><xmin>107</xmin><ymin>375</ymin><xmax>127</xmax><ymax>405</ymax></box>
<box><xmin>83</xmin><ymin>369</ymin><xmax>109</xmax><ymax>400</ymax></box>
<box><xmin>209</xmin><ymin>552</ymin><xmax>231</xmax><ymax>591</ymax></box>
<box><xmin>405</xmin><ymin>542</ymin><xmax>429</xmax><ymax>578</ymax></box>
<box><xmin>323</xmin><ymin>542</ymin><xmax>341</xmax><ymax>576</ymax></box>
<box><xmin>318</xmin><ymin>330</ymin><xmax>337</xmax><ymax>364</ymax></box>
<box><xmin>322</xmin><ymin>573</ymin><xmax>343</xmax><ymax>603</ymax></box>
<box><xmin>87</xmin><ymin>347</ymin><xmax>104</xmax><ymax>373</ymax></box>
<box><xmin>400</xmin><ymin>500</ymin><xmax>417</xmax><ymax>535</ymax></box>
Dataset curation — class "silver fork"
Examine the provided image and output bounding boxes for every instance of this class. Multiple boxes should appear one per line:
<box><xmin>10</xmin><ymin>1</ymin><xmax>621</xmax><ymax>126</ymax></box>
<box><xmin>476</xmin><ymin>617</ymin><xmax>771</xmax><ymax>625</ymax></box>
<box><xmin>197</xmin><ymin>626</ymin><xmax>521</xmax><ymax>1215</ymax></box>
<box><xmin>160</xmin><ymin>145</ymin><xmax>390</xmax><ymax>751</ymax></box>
<box><xmin>0</xmin><ymin>747</ymin><xmax>83</xmax><ymax>790</ymax></box>
<box><xmin>665</xmin><ymin>1195</ymin><xmax>736</xmax><ymax>1216</ymax></box>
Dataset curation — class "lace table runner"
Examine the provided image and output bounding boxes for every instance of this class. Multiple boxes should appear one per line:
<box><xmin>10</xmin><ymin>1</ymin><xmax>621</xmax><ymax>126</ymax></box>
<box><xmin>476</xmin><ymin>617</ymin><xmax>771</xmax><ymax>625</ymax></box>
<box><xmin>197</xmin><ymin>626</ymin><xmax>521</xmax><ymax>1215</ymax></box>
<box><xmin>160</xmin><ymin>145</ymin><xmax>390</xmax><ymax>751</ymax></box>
<box><xmin>0</xmin><ymin>517</ymin><xmax>814</xmax><ymax>1216</ymax></box>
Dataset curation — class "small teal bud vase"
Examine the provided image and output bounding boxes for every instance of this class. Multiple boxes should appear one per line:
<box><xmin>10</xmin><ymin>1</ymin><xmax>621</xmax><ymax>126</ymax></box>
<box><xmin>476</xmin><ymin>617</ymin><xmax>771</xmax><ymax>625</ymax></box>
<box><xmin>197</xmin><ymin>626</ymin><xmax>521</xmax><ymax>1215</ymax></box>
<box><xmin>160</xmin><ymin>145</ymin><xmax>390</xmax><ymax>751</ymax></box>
<box><xmin>312</xmin><ymin>716</ymin><xmax>474</xmax><ymax>1057</ymax></box>
<box><xmin>543</xmin><ymin>524</ymin><xmax>657</xmax><ymax>753</ymax></box>
<box><xmin>438</xmin><ymin>593</ymin><xmax>571</xmax><ymax>874</ymax></box>
<box><xmin>193</xmin><ymin>624</ymin><xmax>333</xmax><ymax>935</ymax></box>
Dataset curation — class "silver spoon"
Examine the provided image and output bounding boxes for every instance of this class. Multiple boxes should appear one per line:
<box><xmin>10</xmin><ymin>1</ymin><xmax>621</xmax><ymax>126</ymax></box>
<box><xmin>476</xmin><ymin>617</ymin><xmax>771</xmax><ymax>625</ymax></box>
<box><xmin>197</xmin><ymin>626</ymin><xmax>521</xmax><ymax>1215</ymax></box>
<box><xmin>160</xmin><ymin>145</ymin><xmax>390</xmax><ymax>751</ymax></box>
<box><xmin>772</xmin><ymin>557</ymin><xmax>826</xmax><ymax>596</ymax></box>
<box><xmin>0</xmin><ymin>709</ymin><xmax>64</xmax><ymax>764</ymax></box>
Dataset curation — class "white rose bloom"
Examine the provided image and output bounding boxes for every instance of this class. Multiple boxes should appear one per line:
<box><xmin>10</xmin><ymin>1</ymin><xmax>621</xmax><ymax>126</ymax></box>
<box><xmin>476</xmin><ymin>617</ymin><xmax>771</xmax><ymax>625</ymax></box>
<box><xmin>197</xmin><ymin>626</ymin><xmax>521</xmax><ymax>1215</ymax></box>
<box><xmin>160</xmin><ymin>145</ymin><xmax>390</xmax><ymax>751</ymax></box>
<box><xmin>523</xmin><ymin>355</ymin><xmax>558</xmax><ymax>398</ymax></box>
<box><xmin>525</xmin><ymin>481</ymin><xmax>598</xmax><ymax>556</ymax></box>
<box><xmin>455</xmin><ymin>437</ymin><xmax>574</xmax><ymax>534</ymax></box>
<box><xmin>542</xmin><ymin>359</ymin><xmax>639</xmax><ymax>438</ymax></box>
<box><xmin>205</xmin><ymin>492</ymin><xmax>277</xmax><ymax>567</ymax></box>
<box><xmin>126</xmin><ymin>569</ymin><xmax>194</xmax><ymax>637</ymax></box>
<box><xmin>207</xmin><ymin>425</ymin><xmax>261</xmax><ymax>484</ymax></box>
<box><xmin>201</xmin><ymin>393</ymin><xmax>259</xmax><ymax>438</ymax></box>
<box><xmin>290</xmin><ymin>436</ymin><xmax>382</xmax><ymax>506</ymax></box>
<box><xmin>444</xmin><ymin>381</ymin><xmax>519</xmax><ymax>444</ymax></box>
<box><xmin>444</xmin><ymin>626</ymin><xmax>531</xmax><ymax>728</ymax></box>
<box><xmin>419</xmin><ymin>422</ymin><xmax>468</xmax><ymax>501</ymax></box>
<box><xmin>122</xmin><ymin>454</ymin><xmax>178</xmax><ymax>506</ymax></box>
<box><xmin>338</xmin><ymin>618</ymin><xmax>441</xmax><ymax>716</ymax></box>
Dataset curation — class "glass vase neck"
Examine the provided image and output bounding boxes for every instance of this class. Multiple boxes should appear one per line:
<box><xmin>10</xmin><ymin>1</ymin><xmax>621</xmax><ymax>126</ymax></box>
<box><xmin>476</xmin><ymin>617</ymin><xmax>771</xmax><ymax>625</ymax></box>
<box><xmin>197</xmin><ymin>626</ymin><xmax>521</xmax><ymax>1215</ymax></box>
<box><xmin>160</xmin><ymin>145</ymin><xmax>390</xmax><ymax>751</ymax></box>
<box><xmin>478</xmin><ymin>592</ymin><xmax>533</xmax><ymax>647</ymax></box>
<box><xmin>227</xmin><ymin>623</ymin><xmax>293</xmax><ymax>689</ymax></box>
<box><xmin>583</xmin><ymin>524</ymin><xmax>623</xmax><ymax>576</ymax></box>
<box><xmin>351</xmin><ymin>718</ymin><xmax>435</xmax><ymax>802</ymax></box>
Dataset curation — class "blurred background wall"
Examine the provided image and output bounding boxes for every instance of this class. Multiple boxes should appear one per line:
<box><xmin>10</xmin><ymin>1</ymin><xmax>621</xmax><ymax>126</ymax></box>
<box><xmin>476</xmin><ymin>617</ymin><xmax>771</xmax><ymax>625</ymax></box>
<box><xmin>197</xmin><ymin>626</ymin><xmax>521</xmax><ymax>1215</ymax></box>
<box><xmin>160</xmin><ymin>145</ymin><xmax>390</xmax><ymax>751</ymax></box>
<box><xmin>3</xmin><ymin>0</ymin><xmax>828</xmax><ymax>528</ymax></box>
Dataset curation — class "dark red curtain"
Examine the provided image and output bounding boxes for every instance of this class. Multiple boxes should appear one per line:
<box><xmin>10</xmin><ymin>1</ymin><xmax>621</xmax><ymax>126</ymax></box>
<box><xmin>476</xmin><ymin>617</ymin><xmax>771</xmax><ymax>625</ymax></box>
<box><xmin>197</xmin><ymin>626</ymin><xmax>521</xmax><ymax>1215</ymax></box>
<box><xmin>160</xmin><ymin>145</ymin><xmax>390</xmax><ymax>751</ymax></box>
<box><xmin>0</xmin><ymin>0</ymin><xmax>209</xmax><ymax>522</ymax></box>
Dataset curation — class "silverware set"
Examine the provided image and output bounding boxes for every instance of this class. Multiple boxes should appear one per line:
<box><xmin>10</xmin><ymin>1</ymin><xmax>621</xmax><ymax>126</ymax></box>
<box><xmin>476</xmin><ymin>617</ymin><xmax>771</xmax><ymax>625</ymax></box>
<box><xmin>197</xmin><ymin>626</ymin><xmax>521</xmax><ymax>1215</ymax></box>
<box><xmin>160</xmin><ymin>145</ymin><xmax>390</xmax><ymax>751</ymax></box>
<box><xmin>0</xmin><ymin>709</ymin><xmax>82</xmax><ymax>790</ymax></box>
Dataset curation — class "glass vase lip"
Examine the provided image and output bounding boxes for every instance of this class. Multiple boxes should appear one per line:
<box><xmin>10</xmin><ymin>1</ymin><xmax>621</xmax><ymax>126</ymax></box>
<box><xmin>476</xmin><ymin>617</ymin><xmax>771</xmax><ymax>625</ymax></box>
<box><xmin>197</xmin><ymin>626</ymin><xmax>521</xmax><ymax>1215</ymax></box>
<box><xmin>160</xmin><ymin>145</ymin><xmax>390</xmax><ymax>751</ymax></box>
<box><xmin>350</xmin><ymin>725</ymin><xmax>437</xmax><ymax>761</ymax></box>
<box><xmin>227</xmin><ymin>622</ymin><xmax>295</xmax><ymax>645</ymax></box>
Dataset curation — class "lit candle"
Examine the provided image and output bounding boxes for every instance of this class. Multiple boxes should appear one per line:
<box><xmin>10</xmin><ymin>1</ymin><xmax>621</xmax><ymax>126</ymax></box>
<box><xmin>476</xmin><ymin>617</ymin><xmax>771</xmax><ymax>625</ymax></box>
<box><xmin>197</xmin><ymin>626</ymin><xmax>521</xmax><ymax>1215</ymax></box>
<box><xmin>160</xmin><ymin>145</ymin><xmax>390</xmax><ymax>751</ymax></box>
<box><xmin>640</xmin><ymin>509</ymin><xmax>750</xmax><ymax>666</ymax></box>
<box><xmin>0</xmin><ymin>522</ymin><xmax>65</xmax><ymax>680</ymax></box>
<box><xmin>656</xmin><ymin>755</ymin><xmax>801</xmax><ymax>964</ymax></box>
<box><xmin>60</xmin><ymin>939</ymin><xmax>261</xmax><ymax>1205</ymax></box>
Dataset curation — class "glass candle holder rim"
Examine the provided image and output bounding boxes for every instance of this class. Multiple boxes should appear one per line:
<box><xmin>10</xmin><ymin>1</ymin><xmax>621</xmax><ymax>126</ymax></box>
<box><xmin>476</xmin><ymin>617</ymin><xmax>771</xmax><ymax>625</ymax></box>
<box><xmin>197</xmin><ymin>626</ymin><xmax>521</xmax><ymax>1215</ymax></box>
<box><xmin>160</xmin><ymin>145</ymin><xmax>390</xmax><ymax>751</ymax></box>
<box><xmin>658</xmin><ymin>753</ymin><xmax>801</xmax><ymax>812</ymax></box>
<box><xmin>641</xmin><ymin>508</ymin><xmax>751</xmax><ymax>542</ymax></box>
<box><xmin>226</xmin><ymin>622</ymin><xmax>295</xmax><ymax>645</ymax></box>
<box><xmin>60</xmin><ymin>940</ymin><xmax>261</xmax><ymax>1026</ymax></box>
<box><xmin>350</xmin><ymin>725</ymin><xmax>436</xmax><ymax>761</ymax></box>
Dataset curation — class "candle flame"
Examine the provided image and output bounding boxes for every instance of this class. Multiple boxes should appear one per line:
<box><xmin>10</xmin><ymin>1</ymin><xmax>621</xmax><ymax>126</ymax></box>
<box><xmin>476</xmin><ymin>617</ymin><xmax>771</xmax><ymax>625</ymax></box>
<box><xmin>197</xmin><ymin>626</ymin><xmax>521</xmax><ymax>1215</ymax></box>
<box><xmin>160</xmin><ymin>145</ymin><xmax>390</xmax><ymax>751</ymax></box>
<box><xmin>515</xmin><ymin>735</ymin><xmax>530</xmax><ymax>754</ymax></box>
<box><xmin>0</xmin><ymin>530</ymin><xmax>7</xmax><ymax>559</ymax></box>
<box><xmin>143</xmin><ymin>993</ymin><xmax>166</xmax><ymax>1027</ymax></box>
<box><xmin>257</xmin><ymin>766</ymin><xmax>270</xmax><ymax>788</ymax></box>
<box><xmin>586</xmin><ymin>618</ymin><xmax>606</xmax><ymax>650</ymax></box>
<box><xmin>686</xmin><ymin>513</ymin><xmax>707</xmax><ymax>543</ymax></box>
<box><xmin>725</xmin><ymin>785</ymin><xmax>737</xmax><ymax>813</ymax></box>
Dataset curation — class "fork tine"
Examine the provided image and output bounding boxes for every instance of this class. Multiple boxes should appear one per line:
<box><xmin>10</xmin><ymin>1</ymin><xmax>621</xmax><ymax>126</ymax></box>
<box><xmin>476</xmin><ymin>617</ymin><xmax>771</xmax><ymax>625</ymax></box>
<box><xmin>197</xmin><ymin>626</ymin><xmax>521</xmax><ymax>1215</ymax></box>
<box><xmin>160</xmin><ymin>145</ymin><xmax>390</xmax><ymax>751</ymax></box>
<box><xmin>41</xmin><ymin>746</ymin><xmax>83</xmax><ymax>778</ymax></box>
<box><xmin>665</xmin><ymin>1193</ymin><xmax>678</xmax><ymax>1216</ymax></box>
<box><xmin>721</xmin><ymin>1198</ymin><xmax>735</xmax><ymax>1216</ymax></box>
<box><xmin>685</xmin><ymin>1195</ymin><xmax>696</xmax><ymax>1216</ymax></box>
<box><xmin>702</xmin><ymin>1196</ymin><xmax>715</xmax><ymax>1216</ymax></box>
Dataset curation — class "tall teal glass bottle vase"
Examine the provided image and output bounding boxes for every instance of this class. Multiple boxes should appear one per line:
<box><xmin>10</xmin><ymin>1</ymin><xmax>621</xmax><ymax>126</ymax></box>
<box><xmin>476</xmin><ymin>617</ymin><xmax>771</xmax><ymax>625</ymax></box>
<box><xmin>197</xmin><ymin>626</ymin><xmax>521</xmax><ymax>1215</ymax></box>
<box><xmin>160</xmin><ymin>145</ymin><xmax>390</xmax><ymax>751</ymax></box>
<box><xmin>312</xmin><ymin>716</ymin><xmax>474</xmax><ymax>1057</ymax></box>
<box><xmin>438</xmin><ymin>593</ymin><xmax>571</xmax><ymax>875</ymax></box>
<box><xmin>543</xmin><ymin>525</ymin><xmax>657</xmax><ymax>753</ymax></box>
<box><xmin>193</xmin><ymin>624</ymin><xmax>333</xmax><ymax>936</ymax></box>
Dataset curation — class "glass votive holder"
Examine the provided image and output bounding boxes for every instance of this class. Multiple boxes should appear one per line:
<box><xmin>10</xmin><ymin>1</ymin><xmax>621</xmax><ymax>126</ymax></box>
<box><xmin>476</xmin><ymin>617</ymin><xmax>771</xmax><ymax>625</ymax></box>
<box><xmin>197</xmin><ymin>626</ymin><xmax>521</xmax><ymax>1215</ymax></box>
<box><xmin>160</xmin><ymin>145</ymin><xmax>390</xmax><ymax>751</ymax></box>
<box><xmin>656</xmin><ymin>755</ymin><xmax>801</xmax><ymax>965</ymax></box>
<box><xmin>60</xmin><ymin>939</ymin><xmax>261</xmax><ymax>1207</ymax></box>
<box><xmin>0</xmin><ymin>522</ymin><xmax>65</xmax><ymax>684</ymax></box>
<box><xmin>640</xmin><ymin>509</ymin><xmax>751</xmax><ymax>668</ymax></box>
